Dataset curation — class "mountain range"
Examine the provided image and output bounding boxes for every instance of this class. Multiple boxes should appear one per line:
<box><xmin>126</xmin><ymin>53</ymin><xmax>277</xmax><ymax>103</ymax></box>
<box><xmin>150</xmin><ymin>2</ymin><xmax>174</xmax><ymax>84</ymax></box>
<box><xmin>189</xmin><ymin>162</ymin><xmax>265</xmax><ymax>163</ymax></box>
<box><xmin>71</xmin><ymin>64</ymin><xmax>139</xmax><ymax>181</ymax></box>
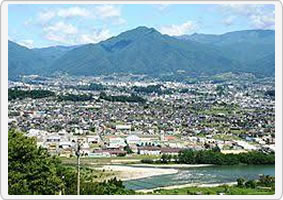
<box><xmin>8</xmin><ymin>26</ymin><xmax>275</xmax><ymax>80</ymax></box>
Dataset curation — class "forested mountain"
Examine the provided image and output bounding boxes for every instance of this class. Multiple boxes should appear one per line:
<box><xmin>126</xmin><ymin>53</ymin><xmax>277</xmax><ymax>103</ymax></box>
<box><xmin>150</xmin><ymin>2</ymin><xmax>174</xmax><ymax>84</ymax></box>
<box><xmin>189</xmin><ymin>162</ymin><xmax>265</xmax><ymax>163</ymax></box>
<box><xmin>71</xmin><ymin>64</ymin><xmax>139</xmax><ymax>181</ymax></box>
<box><xmin>32</xmin><ymin>45</ymin><xmax>80</xmax><ymax>65</ymax></box>
<box><xmin>177</xmin><ymin>30</ymin><xmax>275</xmax><ymax>75</ymax></box>
<box><xmin>8</xmin><ymin>27</ymin><xmax>275</xmax><ymax>79</ymax></box>
<box><xmin>8</xmin><ymin>41</ymin><xmax>47</xmax><ymax>79</ymax></box>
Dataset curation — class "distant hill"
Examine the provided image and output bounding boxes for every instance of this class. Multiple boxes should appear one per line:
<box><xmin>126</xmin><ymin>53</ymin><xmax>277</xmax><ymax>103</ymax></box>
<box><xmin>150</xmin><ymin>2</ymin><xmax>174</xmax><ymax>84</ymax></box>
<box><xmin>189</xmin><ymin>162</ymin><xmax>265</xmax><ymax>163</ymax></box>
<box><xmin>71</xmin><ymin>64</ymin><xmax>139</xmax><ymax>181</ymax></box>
<box><xmin>32</xmin><ymin>45</ymin><xmax>81</xmax><ymax>66</ymax></box>
<box><xmin>8</xmin><ymin>41</ymin><xmax>47</xmax><ymax>79</ymax></box>
<box><xmin>176</xmin><ymin>30</ymin><xmax>275</xmax><ymax>75</ymax></box>
<box><xmin>8</xmin><ymin>27</ymin><xmax>275</xmax><ymax>79</ymax></box>
<box><xmin>8</xmin><ymin>41</ymin><xmax>78</xmax><ymax>79</ymax></box>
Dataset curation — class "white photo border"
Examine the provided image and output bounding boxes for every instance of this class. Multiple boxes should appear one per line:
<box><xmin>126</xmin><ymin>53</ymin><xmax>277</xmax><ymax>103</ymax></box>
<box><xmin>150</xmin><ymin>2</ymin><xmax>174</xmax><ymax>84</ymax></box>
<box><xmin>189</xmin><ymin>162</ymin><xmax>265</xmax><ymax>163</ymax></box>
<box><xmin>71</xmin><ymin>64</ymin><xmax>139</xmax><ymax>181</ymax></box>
<box><xmin>1</xmin><ymin>1</ymin><xmax>282</xmax><ymax>200</ymax></box>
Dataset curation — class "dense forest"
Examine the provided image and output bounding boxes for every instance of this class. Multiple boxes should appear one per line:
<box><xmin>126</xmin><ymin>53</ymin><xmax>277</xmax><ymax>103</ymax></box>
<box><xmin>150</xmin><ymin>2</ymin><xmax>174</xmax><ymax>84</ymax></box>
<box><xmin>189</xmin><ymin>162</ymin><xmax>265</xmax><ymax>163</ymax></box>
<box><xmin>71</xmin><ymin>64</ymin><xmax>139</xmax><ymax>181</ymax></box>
<box><xmin>177</xmin><ymin>149</ymin><xmax>275</xmax><ymax>165</ymax></box>
<box><xmin>132</xmin><ymin>85</ymin><xmax>173</xmax><ymax>95</ymax></box>
<box><xmin>99</xmin><ymin>92</ymin><xmax>146</xmax><ymax>103</ymax></box>
<box><xmin>78</xmin><ymin>83</ymin><xmax>106</xmax><ymax>91</ymax></box>
<box><xmin>8</xmin><ymin>88</ymin><xmax>55</xmax><ymax>100</ymax></box>
<box><xmin>142</xmin><ymin>149</ymin><xmax>275</xmax><ymax>165</ymax></box>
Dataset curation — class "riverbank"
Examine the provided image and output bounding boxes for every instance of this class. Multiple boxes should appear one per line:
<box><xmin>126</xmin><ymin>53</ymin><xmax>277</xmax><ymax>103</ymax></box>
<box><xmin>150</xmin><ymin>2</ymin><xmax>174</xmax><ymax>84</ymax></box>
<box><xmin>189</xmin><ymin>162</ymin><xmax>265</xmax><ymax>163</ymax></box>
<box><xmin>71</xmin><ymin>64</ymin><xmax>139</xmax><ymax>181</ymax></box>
<box><xmin>137</xmin><ymin>184</ymin><xmax>275</xmax><ymax>195</ymax></box>
<box><xmin>131</xmin><ymin>163</ymin><xmax>214</xmax><ymax>168</ymax></box>
<box><xmin>95</xmin><ymin>165</ymin><xmax>178</xmax><ymax>181</ymax></box>
<box><xmin>136</xmin><ymin>182</ymin><xmax>237</xmax><ymax>193</ymax></box>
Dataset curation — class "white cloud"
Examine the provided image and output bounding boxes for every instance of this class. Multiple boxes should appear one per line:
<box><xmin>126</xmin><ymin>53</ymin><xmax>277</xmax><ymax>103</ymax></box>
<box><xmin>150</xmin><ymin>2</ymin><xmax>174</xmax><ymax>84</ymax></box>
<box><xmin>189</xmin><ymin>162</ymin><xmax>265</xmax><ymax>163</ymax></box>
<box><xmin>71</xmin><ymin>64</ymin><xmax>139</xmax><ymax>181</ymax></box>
<box><xmin>35</xmin><ymin>5</ymin><xmax>125</xmax><ymax>28</ymax></box>
<box><xmin>44</xmin><ymin>21</ymin><xmax>78</xmax><ymax>35</ymax></box>
<box><xmin>250</xmin><ymin>15</ymin><xmax>275</xmax><ymax>29</ymax></box>
<box><xmin>18</xmin><ymin>40</ymin><xmax>34</xmax><ymax>48</ymax></box>
<box><xmin>43</xmin><ymin>22</ymin><xmax>78</xmax><ymax>44</ymax></box>
<box><xmin>45</xmin><ymin>32</ymin><xmax>67</xmax><ymax>43</ymax></box>
<box><xmin>57</xmin><ymin>7</ymin><xmax>91</xmax><ymax>18</ymax></box>
<box><xmin>96</xmin><ymin>5</ymin><xmax>121</xmax><ymax>19</ymax></box>
<box><xmin>159</xmin><ymin>21</ymin><xmax>198</xmax><ymax>36</ymax></box>
<box><xmin>26</xmin><ymin>6</ymin><xmax>124</xmax><ymax>45</ymax></box>
<box><xmin>156</xmin><ymin>4</ymin><xmax>170</xmax><ymax>11</ymax></box>
<box><xmin>79</xmin><ymin>29</ymin><xmax>113</xmax><ymax>44</ymax></box>
<box><xmin>38</xmin><ymin>11</ymin><xmax>56</xmax><ymax>22</ymax></box>
<box><xmin>219</xmin><ymin>4</ymin><xmax>274</xmax><ymax>29</ymax></box>
<box><xmin>37</xmin><ymin>7</ymin><xmax>92</xmax><ymax>24</ymax></box>
<box><xmin>94</xmin><ymin>5</ymin><xmax>126</xmax><ymax>25</ymax></box>
<box><xmin>112</xmin><ymin>18</ymin><xmax>127</xmax><ymax>25</ymax></box>
<box><xmin>222</xmin><ymin>16</ymin><xmax>236</xmax><ymax>26</ymax></box>
<box><xmin>219</xmin><ymin>4</ymin><xmax>261</xmax><ymax>16</ymax></box>
<box><xmin>44</xmin><ymin>25</ymin><xmax>112</xmax><ymax>45</ymax></box>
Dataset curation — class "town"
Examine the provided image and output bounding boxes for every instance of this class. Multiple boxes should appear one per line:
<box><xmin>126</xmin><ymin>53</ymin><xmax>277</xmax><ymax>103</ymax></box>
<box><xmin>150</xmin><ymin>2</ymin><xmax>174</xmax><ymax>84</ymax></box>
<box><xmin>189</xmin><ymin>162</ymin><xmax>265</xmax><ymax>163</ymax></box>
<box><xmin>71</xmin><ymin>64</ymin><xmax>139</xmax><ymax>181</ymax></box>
<box><xmin>8</xmin><ymin>72</ymin><xmax>275</xmax><ymax>159</ymax></box>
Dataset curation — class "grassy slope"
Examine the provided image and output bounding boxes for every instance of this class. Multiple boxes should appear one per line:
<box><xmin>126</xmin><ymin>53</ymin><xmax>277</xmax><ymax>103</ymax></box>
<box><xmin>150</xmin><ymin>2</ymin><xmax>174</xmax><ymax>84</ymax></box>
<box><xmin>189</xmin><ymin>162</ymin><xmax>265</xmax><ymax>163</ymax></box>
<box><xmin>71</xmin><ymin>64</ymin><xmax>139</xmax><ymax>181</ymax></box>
<box><xmin>144</xmin><ymin>185</ymin><xmax>274</xmax><ymax>195</ymax></box>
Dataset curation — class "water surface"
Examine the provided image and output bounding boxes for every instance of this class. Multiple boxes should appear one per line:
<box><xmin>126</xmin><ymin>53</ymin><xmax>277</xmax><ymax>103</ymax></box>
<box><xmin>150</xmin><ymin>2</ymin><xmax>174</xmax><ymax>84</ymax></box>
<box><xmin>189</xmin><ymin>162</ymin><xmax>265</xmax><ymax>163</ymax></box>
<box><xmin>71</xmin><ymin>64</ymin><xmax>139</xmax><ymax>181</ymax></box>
<box><xmin>124</xmin><ymin>164</ymin><xmax>275</xmax><ymax>190</ymax></box>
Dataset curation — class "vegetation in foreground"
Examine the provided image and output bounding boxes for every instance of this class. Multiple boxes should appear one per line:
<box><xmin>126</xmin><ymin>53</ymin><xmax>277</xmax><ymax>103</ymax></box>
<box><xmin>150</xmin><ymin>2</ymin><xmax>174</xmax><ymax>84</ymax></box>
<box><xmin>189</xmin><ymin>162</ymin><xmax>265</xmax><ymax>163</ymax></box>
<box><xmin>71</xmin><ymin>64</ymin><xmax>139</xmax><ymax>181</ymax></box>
<box><xmin>147</xmin><ymin>185</ymin><xmax>274</xmax><ymax>195</ymax></box>
<box><xmin>8</xmin><ymin>129</ymin><xmax>134</xmax><ymax>195</ymax></box>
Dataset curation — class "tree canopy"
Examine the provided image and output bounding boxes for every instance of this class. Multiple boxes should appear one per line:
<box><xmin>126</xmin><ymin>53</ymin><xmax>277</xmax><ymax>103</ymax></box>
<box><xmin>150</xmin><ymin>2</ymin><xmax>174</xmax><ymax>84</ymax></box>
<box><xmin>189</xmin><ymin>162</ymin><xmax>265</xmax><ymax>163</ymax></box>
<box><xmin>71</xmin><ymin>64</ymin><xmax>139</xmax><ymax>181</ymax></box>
<box><xmin>8</xmin><ymin>88</ymin><xmax>55</xmax><ymax>100</ymax></box>
<box><xmin>8</xmin><ymin>129</ymin><xmax>63</xmax><ymax>195</ymax></box>
<box><xmin>8</xmin><ymin>129</ymin><xmax>134</xmax><ymax>195</ymax></box>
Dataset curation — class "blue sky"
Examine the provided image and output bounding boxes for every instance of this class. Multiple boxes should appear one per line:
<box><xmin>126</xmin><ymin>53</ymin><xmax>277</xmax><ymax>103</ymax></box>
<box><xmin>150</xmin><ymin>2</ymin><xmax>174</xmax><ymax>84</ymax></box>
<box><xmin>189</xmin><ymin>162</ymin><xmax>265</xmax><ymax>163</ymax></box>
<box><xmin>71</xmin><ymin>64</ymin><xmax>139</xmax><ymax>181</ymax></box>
<box><xmin>8</xmin><ymin>4</ymin><xmax>275</xmax><ymax>48</ymax></box>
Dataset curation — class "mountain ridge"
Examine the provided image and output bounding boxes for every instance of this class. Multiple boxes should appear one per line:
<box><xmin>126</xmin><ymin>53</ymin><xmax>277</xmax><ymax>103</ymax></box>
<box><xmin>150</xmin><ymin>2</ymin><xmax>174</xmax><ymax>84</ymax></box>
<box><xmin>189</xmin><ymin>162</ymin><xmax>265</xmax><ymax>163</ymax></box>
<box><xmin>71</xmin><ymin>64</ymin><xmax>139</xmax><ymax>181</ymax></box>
<box><xmin>8</xmin><ymin>27</ymin><xmax>275</xmax><ymax>79</ymax></box>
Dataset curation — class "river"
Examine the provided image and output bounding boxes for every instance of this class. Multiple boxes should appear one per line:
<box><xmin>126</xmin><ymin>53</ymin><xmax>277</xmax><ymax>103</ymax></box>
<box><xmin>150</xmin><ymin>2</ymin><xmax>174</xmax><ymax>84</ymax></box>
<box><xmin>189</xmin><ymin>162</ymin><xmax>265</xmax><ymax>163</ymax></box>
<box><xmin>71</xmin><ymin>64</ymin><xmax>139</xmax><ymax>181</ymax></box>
<box><xmin>123</xmin><ymin>164</ymin><xmax>275</xmax><ymax>190</ymax></box>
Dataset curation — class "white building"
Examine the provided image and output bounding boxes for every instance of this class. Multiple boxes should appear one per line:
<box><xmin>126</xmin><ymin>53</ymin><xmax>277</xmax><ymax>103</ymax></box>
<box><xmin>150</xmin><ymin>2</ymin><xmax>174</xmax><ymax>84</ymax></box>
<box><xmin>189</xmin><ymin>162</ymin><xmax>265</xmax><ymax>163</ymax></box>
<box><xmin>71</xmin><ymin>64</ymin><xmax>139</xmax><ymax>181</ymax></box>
<box><xmin>126</xmin><ymin>135</ymin><xmax>140</xmax><ymax>145</ymax></box>
<box><xmin>87</xmin><ymin>135</ymin><xmax>101</xmax><ymax>144</ymax></box>
<box><xmin>108</xmin><ymin>137</ymin><xmax>127</xmax><ymax>148</ymax></box>
<box><xmin>138</xmin><ymin>147</ymin><xmax>161</xmax><ymax>155</ymax></box>
<box><xmin>116</xmin><ymin>125</ymin><xmax>132</xmax><ymax>130</ymax></box>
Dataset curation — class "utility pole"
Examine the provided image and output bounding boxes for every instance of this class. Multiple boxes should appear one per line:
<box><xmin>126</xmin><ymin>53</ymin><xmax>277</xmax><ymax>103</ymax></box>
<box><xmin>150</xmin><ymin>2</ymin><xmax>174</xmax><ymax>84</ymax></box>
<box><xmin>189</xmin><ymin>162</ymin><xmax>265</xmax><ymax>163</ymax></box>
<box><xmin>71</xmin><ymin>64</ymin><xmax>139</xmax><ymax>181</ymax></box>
<box><xmin>76</xmin><ymin>140</ymin><xmax>81</xmax><ymax>195</ymax></box>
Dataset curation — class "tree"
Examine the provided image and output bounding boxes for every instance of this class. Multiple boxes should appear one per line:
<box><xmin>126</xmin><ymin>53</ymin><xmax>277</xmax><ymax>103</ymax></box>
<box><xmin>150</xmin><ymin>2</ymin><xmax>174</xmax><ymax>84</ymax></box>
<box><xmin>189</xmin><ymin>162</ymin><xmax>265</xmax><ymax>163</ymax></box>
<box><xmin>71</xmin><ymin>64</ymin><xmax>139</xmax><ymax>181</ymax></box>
<box><xmin>124</xmin><ymin>145</ymin><xmax>133</xmax><ymax>154</ymax></box>
<box><xmin>76</xmin><ymin>177</ymin><xmax>135</xmax><ymax>195</ymax></box>
<box><xmin>161</xmin><ymin>154</ymin><xmax>169</xmax><ymax>164</ymax></box>
<box><xmin>258</xmin><ymin>175</ymin><xmax>275</xmax><ymax>187</ymax></box>
<box><xmin>236</xmin><ymin>178</ymin><xmax>245</xmax><ymax>187</ymax></box>
<box><xmin>9</xmin><ymin>129</ymin><xmax>136</xmax><ymax>195</ymax></box>
<box><xmin>245</xmin><ymin>180</ymin><xmax>257</xmax><ymax>189</ymax></box>
<box><xmin>8</xmin><ymin>88</ymin><xmax>55</xmax><ymax>100</ymax></box>
<box><xmin>8</xmin><ymin>129</ymin><xmax>63</xmax><ymax>195</ymax></box>
<box><xmin>177</xmin><ymin>149</ymin><xmax>274</xmax><ymax>165</ymax></box>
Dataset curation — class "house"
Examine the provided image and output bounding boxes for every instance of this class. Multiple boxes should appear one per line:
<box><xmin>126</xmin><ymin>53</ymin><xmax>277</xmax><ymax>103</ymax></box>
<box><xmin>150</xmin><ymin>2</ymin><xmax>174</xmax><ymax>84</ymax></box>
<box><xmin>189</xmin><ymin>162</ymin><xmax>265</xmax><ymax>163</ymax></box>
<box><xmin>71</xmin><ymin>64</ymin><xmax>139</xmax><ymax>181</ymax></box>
<box><xmin>58</xmin><ymin>143</ymin><xmax>73</xmax><ymax>158</ymax></box>
<box><xmin>236</xmin><ymin>141</ymin><xmax>257</xmax><ymax>151</ymax></box>
<box><xmin>58</xmin><ymin>129</ymin><xmax>68</xmax><ymax>136</ymax></box>
<box><xmin>89</xmin><ymin>151</ymin><xmax>111</xmax><ymax>158</ymax></box>
<box><xmin>91</xmin><ymin>149</ymin><xmax>126</xmax><ymax>157</ymax></box>
<box><xmin>80</xmin><ymin>142</ymin><xmax>91</xmax><ymax>156</ymax></box>
<box><xmin>46</xmin><ymin>135</ymin><xmax>61</xmax><ymax>142</ymax></box>
<box><xmin>129</xmin><ymin>144</ymin><xmax>138</xmax><ymax>153</ymax></box>
<box><xmin>87</xmin><ymin>135</ymin><xmax>101</xmax><ymax>144</ymax></box>
<box><xmin>27</xmin><ymin>129</ymin><xmax>47</xmax><ymax>138</ymax></box>
<box><xmin>58</xmin><ymin>141</ymin><xmax>72</xmax><ymax>149</ymax></box>
<box><xmin>160</xmin><ymin>148</ymin><xmax>183</xmax><ymax>156</ymax></box>
<box><xmin>107</xmin><ymin>137</ymin><xmax>127</xmax><ymax>148</ymax></box>
<box><xmin>138</xmin><ymin>137</ymin><xmax>159</xmax><ymax>146</ymax></box>
<box><xmin>126</xmin><ymin>135</ymin><xmax>140</xmax><ymax>145</ymax></box>
<box><xmin>161</xmin><ymin>135</ymin><xmax>177</xmax><ymax>142</ymax></box>
<box><xmin>138</xmin><ymin>146</ymin><xmax>161</xmax><ymax>155</ymax></box>
<box><xmin>116</xmin><ymin>124</ymin><xmax>131</xmax><ymax>130</ymax></box>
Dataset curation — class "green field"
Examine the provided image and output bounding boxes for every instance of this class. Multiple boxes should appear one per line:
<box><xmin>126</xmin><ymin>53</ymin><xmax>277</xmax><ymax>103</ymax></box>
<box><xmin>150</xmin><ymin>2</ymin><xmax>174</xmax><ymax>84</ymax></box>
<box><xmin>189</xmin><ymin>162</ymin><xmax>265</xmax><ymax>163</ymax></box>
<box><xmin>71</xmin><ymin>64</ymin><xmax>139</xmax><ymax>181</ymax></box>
<box><xmin>60</xmin><ymin>154</ymin><xmax>161</xmax><ymax>167</ymax></box>
<box><xmin>144</xmin><ymin>185</ymin><xmax>275</xmax><ymax>195</ymax></box>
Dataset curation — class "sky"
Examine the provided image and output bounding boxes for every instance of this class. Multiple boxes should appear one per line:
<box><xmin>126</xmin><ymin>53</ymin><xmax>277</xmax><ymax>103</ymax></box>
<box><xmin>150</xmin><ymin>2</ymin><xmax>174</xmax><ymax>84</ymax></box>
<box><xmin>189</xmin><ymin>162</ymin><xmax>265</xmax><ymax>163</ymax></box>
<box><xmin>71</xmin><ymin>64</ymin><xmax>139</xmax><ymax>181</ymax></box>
<box><xmin>8</xmin><ymin>4</ymin><xmax>275</xmax><ymax>48</ymax></box>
